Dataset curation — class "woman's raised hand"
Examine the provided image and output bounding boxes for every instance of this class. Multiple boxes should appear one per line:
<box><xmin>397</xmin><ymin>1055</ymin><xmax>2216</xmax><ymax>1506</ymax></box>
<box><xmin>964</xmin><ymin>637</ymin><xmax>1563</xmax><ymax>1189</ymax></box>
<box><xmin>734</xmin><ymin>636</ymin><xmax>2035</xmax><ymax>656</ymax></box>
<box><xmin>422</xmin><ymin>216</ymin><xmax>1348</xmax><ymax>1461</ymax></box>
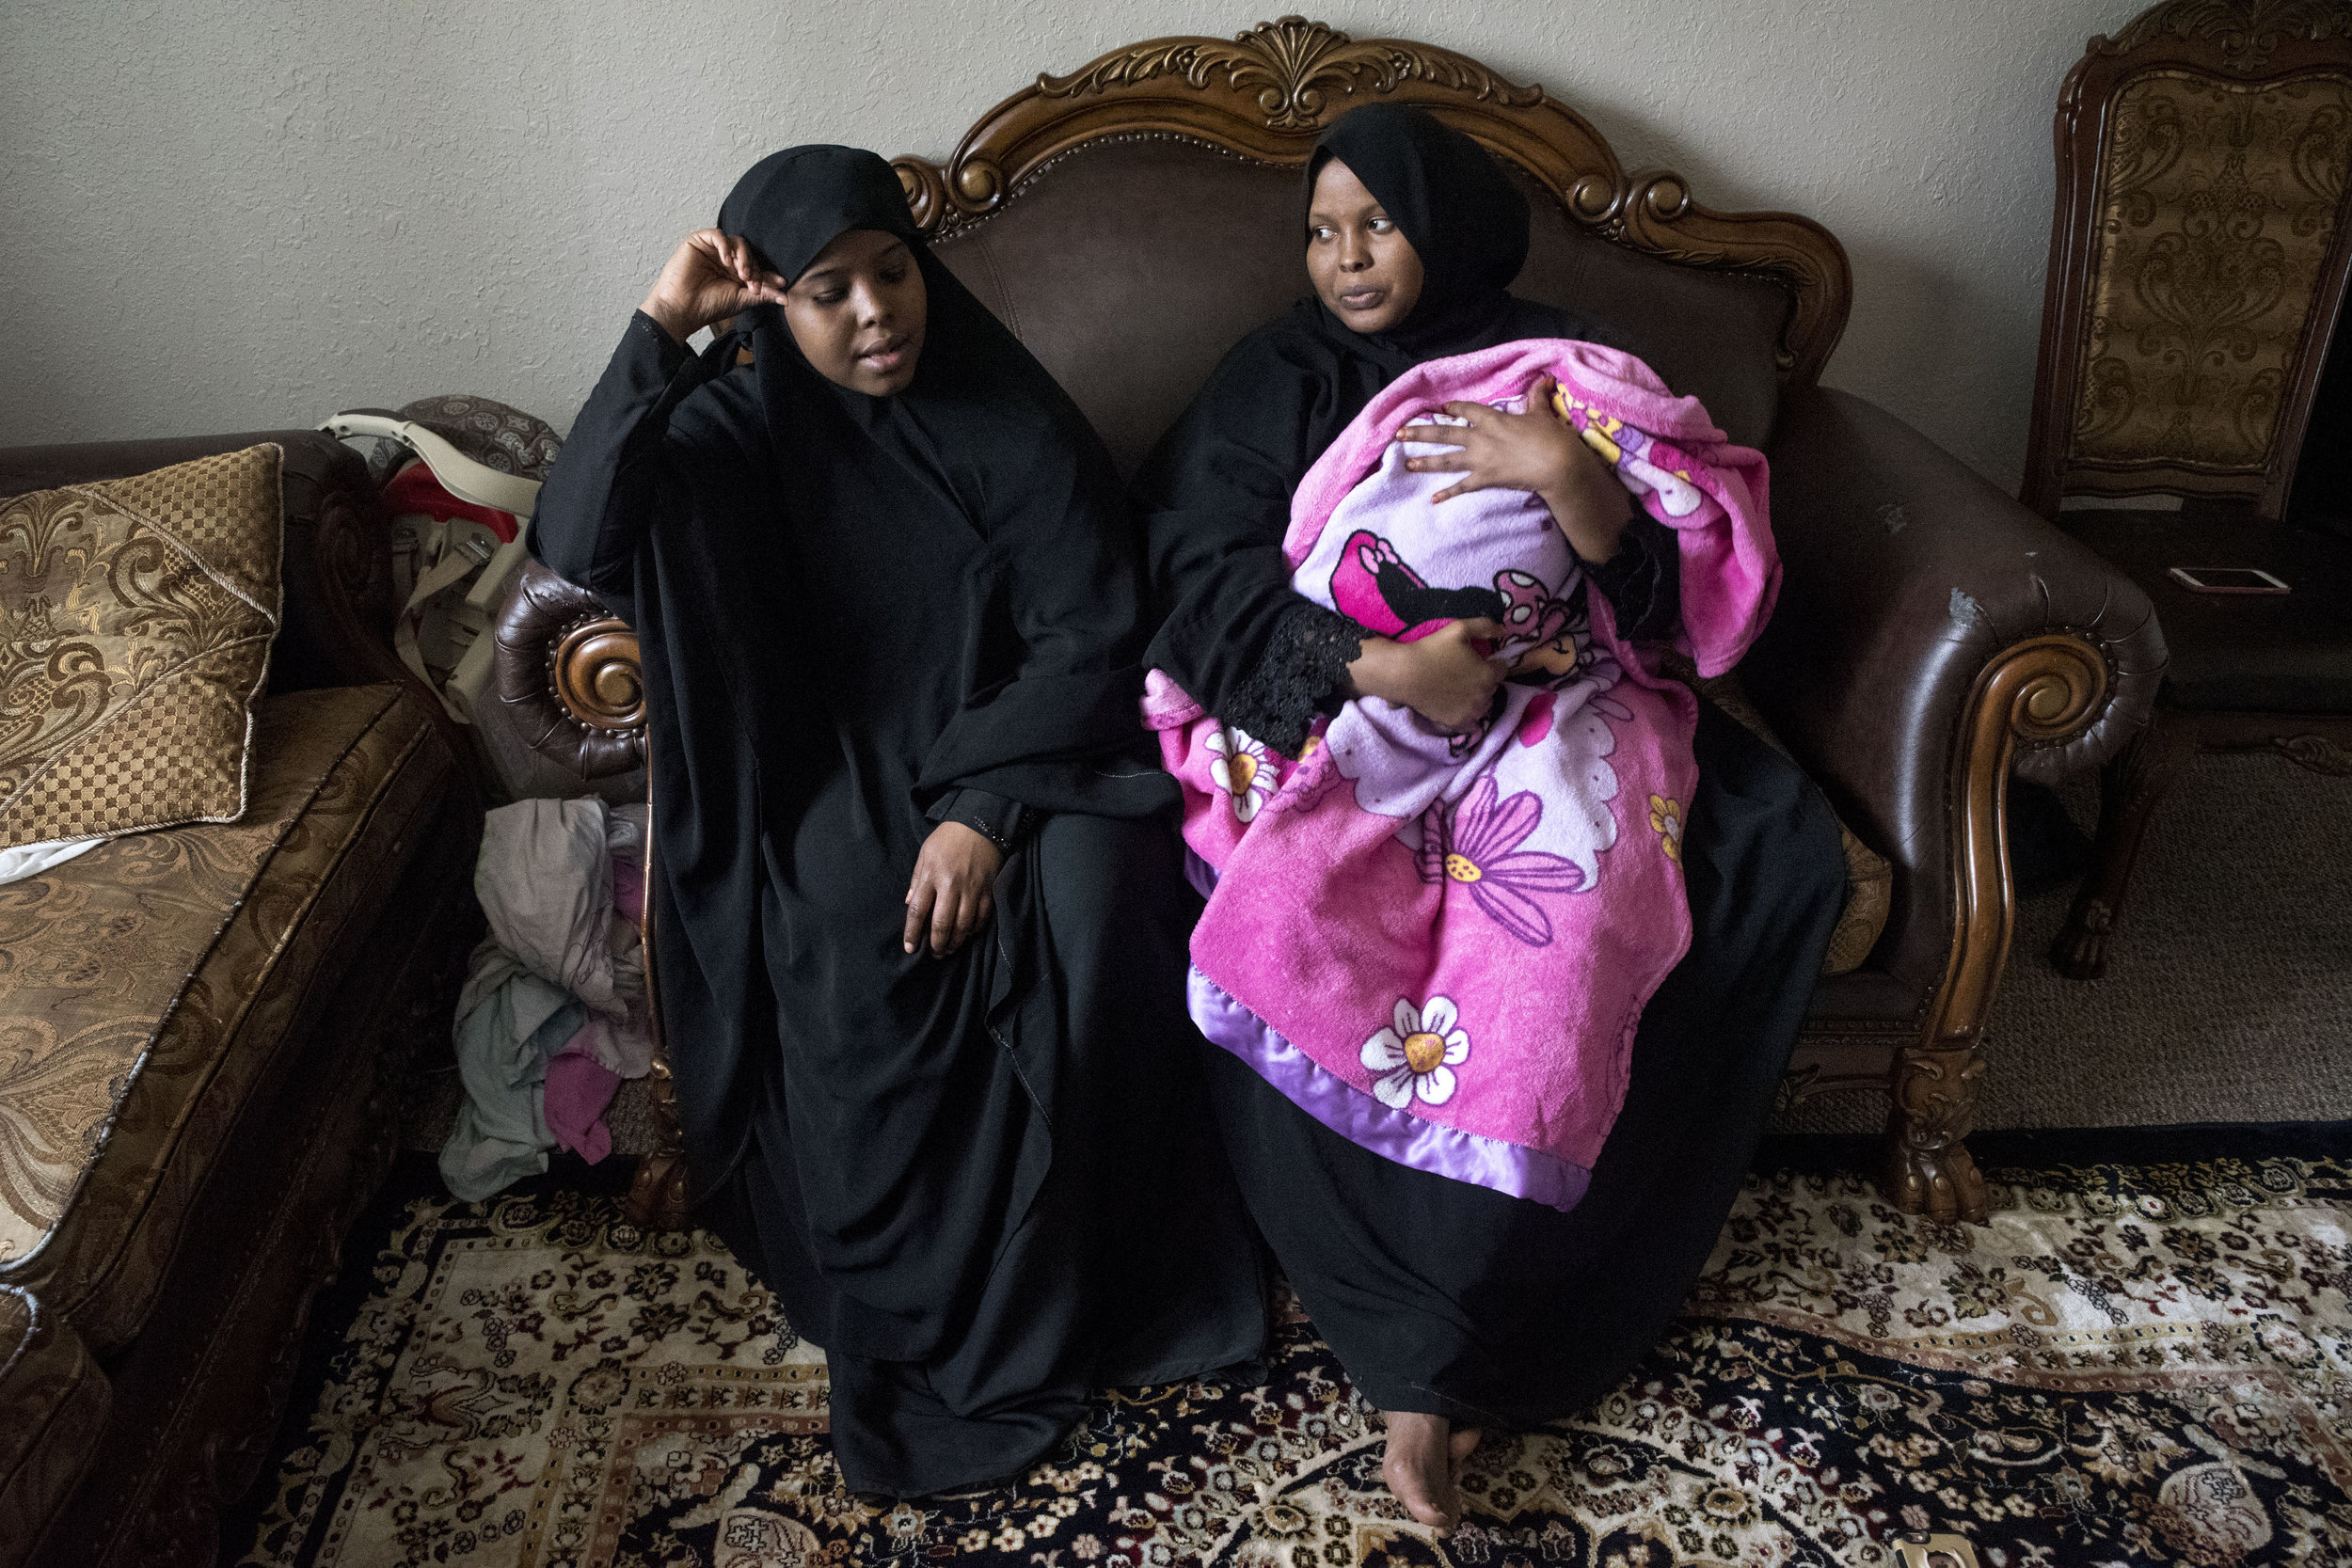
<box><xmin>639</xmin><ymin>230</ymin><xmax>790</xmax><ymax>344</ymax></box>
<box><xmin>903</xmin><ymin>821</ymin><xmax>1005</xmax><ymax>958</ymax></box>
<box><xmin>1347</xmin><ymin>618</ymin><xmax>1507</xmax><ymax>735</ymax></box>
<box><xmin>1394</xmin><ymin>374</ymin><xmax>1634</xmax><ymax>563</ymax></box>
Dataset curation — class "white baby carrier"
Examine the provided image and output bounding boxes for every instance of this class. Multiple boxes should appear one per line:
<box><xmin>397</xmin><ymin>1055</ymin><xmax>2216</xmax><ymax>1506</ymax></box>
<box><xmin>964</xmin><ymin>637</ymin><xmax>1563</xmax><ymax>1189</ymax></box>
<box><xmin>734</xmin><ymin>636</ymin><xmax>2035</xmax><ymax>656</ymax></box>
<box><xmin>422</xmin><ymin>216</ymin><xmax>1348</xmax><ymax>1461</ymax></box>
<box><xmin>318</xmin><ymin>406</ymin><xmax>545</xmax><ymax>724</ymax></box>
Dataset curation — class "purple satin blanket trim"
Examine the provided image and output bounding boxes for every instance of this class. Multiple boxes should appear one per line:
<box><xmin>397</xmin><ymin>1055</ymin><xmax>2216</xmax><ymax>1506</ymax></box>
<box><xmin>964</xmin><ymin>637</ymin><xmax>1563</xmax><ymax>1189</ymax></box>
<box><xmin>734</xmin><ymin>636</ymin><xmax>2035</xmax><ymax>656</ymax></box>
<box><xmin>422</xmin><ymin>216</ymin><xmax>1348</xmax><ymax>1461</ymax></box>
<box><xmin>1182</xmin><ymin>846</ymin><xmax>1221</xmax><ymax>902</ymax></box>
<box><xmin>1187</xmin><ymin>968</ymin><xmax>1595</xmax><ymax>1212</ymax></box>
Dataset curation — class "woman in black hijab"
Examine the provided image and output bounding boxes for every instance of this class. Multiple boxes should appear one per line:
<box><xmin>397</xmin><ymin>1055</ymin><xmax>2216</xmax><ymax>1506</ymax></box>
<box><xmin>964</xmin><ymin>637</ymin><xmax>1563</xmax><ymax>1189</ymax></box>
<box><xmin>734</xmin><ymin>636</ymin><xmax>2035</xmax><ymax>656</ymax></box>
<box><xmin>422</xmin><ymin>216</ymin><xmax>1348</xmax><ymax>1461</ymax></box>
<box><xmin>1135</xmin><ymin>104</ymin><xmax>1847</xmax><ymax>1532</ymax></box>
<box><xmin>533</xmin><ymin>146</ymin><xmax>1265</xmax><ymax>1498</ymax></box>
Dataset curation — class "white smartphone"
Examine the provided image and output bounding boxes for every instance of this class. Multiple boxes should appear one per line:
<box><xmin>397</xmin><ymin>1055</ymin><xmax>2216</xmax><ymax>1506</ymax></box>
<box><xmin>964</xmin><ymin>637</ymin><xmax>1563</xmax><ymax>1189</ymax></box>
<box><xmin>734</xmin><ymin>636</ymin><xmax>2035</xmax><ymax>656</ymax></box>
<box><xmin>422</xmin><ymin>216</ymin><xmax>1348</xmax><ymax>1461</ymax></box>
<box><xmin>2167</xmin><ymin>566</ymin><xmax>2292</xmax><ymax>594</ymax></box>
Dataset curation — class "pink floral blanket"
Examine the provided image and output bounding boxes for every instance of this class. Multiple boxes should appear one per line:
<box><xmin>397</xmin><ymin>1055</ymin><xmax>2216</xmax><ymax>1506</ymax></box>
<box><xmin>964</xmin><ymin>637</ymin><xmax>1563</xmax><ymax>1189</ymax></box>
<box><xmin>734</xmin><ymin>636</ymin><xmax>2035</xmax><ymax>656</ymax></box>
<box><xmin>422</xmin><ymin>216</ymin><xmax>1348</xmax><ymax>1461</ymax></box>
<box><xmin>1143</xmin><ymin>340</ymin><xmax>1776</xmax><ymax>1208</ymax></box>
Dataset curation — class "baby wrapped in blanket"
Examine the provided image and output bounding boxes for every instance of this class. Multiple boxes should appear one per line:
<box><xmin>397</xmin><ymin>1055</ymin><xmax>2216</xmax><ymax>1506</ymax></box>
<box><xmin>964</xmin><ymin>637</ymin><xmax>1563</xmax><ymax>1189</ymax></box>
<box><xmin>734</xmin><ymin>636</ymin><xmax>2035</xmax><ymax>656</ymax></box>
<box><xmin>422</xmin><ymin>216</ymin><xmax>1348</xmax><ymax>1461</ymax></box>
<box><xmin>1144</xmin><ymin>338</ymin><xmax>1777</xmax><ymax>1211</ymax></box>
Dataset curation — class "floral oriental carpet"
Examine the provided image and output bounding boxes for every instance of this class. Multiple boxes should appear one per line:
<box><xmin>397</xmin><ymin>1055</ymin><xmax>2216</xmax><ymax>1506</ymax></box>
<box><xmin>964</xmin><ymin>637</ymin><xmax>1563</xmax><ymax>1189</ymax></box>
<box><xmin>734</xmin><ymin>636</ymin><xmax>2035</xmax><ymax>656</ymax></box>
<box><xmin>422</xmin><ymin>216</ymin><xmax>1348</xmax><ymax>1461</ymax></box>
<box><xmin>225</xmin><ymin>1128</ymin><xmax>2352</xmax><ymax>1568</ymax></box>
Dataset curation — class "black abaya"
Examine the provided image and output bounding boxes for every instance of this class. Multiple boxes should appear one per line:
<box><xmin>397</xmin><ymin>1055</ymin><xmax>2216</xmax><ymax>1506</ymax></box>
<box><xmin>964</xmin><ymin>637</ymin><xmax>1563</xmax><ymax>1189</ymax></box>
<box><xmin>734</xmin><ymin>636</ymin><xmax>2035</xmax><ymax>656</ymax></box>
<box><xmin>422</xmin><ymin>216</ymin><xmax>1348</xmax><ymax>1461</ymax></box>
<box><xmin>1201</xmin><ymin>705</ymin><xmax>1844</xmax><ymax>1424</ymax></box>
<box><xmin>1136</xmin><ymin>104</ymin><xmax>1845</xmax><ymax>1424</ymax></box>
<box><xmin>532</xmin><ymin>147</ymin><xmax>1264</xmax><ymax>1495</ymax></box>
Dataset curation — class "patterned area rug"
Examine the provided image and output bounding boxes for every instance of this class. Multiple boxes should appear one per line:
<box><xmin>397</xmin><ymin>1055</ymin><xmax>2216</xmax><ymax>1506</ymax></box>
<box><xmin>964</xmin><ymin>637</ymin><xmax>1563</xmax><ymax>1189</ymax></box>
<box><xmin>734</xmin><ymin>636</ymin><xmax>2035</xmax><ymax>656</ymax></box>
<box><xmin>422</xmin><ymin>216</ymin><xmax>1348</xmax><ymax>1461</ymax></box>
<box><xmin>227</xmin><ymin>1130</ymin><xmax>2352</xmax><ymax>1568</ymax></box>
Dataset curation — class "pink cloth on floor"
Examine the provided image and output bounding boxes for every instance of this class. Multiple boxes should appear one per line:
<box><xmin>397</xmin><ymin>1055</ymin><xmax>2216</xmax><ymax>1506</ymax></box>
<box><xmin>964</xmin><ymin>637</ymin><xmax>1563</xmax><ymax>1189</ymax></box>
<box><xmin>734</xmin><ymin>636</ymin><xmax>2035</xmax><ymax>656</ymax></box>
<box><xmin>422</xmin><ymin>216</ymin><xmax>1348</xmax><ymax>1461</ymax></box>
<box><xmin>1143</xmin><ymin>339</ymin><xmax>1776</xmax><ymax>1209</ymax></box>
<box><xmin>545</xmin><ymin>1032</ymin><xmax>621</xmax><ymax>1164</ymax></box>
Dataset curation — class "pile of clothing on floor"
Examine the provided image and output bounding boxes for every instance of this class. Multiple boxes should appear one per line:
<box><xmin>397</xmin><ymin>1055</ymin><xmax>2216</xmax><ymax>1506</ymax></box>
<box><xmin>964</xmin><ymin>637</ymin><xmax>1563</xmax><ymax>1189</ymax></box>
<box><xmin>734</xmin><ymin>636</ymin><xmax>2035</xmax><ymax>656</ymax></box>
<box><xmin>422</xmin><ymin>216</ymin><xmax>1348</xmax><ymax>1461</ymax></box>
<box><xmin>441</xmin><ymin>797</ymin><xmax>654</xmax><ymax>1200</ymax></box>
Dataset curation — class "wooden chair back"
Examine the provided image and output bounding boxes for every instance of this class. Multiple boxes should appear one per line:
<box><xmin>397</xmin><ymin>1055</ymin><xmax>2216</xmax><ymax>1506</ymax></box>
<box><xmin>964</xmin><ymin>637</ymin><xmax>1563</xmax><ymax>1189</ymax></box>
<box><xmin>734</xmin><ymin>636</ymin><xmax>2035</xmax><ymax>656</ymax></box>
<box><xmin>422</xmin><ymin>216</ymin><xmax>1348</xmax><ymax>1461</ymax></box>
<box><xmin>2022</xmin><ymin>0</ymin><xmax>2352</xmax><ymax>521</ymax></box>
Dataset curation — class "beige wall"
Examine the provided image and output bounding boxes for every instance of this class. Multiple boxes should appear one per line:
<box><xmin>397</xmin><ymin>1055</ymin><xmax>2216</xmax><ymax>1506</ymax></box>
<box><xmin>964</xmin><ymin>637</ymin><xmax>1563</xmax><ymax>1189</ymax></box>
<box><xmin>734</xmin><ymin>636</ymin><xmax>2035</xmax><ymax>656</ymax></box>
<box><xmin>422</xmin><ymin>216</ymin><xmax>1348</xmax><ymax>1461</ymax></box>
<box><xmin>0</xmin><ymin>1</ymin><xmax>2145</xmax><ymax>486</ymax></box>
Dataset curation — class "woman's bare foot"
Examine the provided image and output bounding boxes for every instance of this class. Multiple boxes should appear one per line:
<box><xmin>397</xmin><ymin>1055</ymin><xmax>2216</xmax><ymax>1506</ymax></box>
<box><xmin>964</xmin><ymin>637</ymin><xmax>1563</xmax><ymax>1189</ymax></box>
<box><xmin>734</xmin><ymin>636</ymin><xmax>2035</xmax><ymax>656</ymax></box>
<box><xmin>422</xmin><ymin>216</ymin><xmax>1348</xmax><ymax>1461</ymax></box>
<box><xmin>1380</xmin><ymin>1411</ymin><xmax>1469</xmax><ymax>1534</ymax></box>
<box><xmin>1451</xmin><ymin>1423</ymin><xmax>1483</xmax><ymax>1481</ymax></box>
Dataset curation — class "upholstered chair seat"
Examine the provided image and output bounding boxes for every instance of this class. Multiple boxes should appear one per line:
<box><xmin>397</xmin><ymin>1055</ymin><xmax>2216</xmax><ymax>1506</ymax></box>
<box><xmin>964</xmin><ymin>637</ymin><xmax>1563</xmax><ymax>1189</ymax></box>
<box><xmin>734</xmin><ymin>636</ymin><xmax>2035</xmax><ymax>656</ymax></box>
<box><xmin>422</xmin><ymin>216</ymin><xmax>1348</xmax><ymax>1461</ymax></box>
<box><xmin>2063</xmin><ymin>511</ymin><xmax>2352</xmax><ymax>718</ymax></box>
<box><xmin>0</xmin><ymin>1288</ymin><xmax>107</xmax><ymax>1560</ymax></box>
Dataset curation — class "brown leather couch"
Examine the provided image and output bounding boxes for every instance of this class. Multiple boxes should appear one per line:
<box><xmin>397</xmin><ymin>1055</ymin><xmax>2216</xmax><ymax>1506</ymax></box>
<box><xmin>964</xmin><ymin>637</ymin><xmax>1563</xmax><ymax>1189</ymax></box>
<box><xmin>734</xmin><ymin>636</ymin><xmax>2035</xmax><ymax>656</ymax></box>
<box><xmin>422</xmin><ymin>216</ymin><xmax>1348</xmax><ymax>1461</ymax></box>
<box><xmin>496</xmin><ymin>22</ymin><xmax>2167</xmax><ymax>1225</ymax></box>
<box><xmin>0</xmin><ymin>432</ymin><xmax>483</xmax><ymax>1568</ymax></box>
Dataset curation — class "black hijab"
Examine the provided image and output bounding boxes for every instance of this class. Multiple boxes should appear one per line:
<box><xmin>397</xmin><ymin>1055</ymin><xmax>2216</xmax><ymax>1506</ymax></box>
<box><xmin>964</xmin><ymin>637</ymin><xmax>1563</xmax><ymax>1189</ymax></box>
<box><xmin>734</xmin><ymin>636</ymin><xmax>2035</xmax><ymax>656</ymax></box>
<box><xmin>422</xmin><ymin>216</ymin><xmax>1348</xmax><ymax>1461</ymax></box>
<box><xmin>1306</xmin><ymin>103</ymin><xmax>1533</xmax><ymax>372</ymax></box>
<box><xmin>703</xmin><ymin>146</ymin><xmax>1167</xmax><ymax>816</ymax></box>
<box><xmin>1136</xmin><ymin>104</ymin><xmax>1608</xmax><ymax>717</ymax></box>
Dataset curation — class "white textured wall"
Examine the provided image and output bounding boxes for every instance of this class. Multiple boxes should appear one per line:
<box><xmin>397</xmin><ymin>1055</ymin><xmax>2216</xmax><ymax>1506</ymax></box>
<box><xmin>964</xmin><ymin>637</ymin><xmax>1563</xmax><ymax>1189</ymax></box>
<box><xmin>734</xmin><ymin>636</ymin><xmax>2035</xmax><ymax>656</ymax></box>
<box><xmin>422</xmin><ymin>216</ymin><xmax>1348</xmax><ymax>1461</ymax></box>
<box><xmin>0</xmin><ymin>0</ymin><xmax>2146</xmax><ymax>486</ymax></box>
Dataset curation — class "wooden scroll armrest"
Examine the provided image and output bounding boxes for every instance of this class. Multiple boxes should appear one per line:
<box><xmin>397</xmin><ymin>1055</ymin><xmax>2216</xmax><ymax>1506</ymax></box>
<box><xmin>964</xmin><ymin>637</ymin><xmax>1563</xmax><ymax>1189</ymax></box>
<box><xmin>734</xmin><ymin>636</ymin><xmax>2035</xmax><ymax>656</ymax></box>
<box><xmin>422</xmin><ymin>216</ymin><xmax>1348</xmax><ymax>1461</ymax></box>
<box><xmin>492</xmin><ymin>557</ymin><xmax>647</xmax><ymax>779</ymax></box>
<box><xmin>485</xmin><ymin>559</ymin><xmax>686</xmax><ymax>1225</ymax></box>
<box><xmin>1744</xmin><ymin>386</ymin><xmax>2169</xmax><ymax>1222</ymax></box>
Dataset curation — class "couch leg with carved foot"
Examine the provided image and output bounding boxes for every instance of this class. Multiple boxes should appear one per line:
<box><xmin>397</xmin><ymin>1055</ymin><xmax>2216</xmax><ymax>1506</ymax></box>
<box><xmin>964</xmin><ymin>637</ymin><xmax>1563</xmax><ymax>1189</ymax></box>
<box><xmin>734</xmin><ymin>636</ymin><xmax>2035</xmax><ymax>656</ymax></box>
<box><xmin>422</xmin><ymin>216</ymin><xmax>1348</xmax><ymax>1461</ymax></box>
<box><xmin>1883</xmin><ymin>1040</ymin><xmax>1988</xmax><ymax>1224</ymax></box>
<box><xmin>1897</xmin><ymin>632</ymin><xmax>2109</xmax><ymax>1223</ymax></box>
<box><xmin>622</xmin><ymin>769</ymin><xmax>695</xmax><ymax>1232</ymax></box>
<box><xmin>623</xmin><ymin>1048</ymin><xmax>695</xmax><ymax>1231</ymax></box>
<box><xmin>2053</xmin><ymin>714</ymin><xmax>2195</xmax><ymax>980</ymax></box>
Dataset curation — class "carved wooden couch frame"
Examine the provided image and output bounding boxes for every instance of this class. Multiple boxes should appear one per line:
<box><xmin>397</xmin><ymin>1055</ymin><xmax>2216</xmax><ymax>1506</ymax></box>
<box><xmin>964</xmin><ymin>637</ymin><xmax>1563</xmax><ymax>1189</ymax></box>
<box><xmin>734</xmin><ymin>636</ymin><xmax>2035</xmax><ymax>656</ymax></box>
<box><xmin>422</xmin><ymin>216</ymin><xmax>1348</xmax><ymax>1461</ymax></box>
<box><xmin>499</xmin><ymin>19</ymin><xmax>2166</xmax><ymax>1225</ymax></box>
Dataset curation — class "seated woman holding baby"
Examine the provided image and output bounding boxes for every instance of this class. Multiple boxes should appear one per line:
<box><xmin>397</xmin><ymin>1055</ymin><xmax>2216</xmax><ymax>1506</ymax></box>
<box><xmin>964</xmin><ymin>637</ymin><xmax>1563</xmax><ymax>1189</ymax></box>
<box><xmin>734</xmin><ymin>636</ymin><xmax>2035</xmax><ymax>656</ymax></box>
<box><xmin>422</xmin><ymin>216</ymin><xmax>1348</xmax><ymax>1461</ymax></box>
<box><xmin>1136</xmin><ymin>103</ymin><xmax>1848</xmax><ymax>1533</ymax></box>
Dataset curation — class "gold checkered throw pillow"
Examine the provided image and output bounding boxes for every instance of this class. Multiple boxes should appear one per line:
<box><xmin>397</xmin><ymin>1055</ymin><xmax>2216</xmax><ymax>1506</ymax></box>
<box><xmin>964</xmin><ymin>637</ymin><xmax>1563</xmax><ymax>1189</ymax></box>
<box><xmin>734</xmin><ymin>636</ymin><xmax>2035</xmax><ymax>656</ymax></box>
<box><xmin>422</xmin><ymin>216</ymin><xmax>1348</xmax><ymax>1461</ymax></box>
<box><xmin>0</xmin><ymin>445</ymin><xmax>283</xmax><ymax>850</ymax></box>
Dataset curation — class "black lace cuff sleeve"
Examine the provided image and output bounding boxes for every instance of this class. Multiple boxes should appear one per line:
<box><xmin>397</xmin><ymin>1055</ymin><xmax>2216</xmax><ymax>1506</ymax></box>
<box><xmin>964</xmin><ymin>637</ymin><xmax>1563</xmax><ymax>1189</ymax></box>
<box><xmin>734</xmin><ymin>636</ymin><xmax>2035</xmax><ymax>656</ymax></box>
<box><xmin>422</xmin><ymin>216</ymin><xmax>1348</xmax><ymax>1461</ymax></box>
<box><xmin>1220</xmin><ymin>601</ymin><xmax>1363</xmax><ymax>757</ymax></box>
<box><xmin>1583</xmin><ymin>515</ymin><xmax>1681</xmax><ymax>644</ymax></box>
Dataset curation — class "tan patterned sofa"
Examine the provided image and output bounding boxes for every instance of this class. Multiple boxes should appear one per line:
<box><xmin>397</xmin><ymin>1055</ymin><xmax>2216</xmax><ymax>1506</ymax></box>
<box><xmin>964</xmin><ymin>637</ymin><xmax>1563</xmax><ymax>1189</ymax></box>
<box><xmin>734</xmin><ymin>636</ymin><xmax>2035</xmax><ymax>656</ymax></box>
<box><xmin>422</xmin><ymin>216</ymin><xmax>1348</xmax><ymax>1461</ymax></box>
<box><xmin>0</xmin><ymin>432</ymin><xmax>483</xmax><ymax>1568</ymax></box>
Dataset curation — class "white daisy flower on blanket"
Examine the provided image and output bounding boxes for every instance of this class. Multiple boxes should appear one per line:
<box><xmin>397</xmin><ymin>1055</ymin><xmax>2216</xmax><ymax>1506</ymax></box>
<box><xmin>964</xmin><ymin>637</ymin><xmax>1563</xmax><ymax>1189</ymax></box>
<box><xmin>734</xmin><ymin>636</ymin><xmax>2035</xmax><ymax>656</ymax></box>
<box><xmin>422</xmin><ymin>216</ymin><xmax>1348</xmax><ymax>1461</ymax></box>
<box><xmin>1205</xmin><ymin>726</ymin><xmax>1277</xmax><ymax>822</ymax></box>
<box><xmin>1360</xmin><ymin>995</ymin><xmax>1470</xmax><ymax>1108</ymax></box>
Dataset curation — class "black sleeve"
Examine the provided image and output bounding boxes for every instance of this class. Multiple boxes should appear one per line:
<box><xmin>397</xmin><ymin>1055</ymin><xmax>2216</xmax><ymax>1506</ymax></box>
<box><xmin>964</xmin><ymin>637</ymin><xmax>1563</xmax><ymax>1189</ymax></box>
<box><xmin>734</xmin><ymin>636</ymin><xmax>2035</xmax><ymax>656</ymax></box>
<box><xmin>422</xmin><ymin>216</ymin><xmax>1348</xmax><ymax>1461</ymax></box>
<box><xmin>926</xmin><ymin>787</ymin><xmax>1029</xmax><ymax>856</ymax></box>
<box><xmin>1136</xmin><ymin>330</ymin><xmax>1343</xmax><ymax>725</ymax></box>
<box><xmin>911</xmin><ymin>408</ymin><xmax>1178</xmax><ymax>820</ymax></box>
<box><xmin>529</xmin><ymin>311</ymin><xmax>722</xmax><ymax>612</ymax></box>
<box><xmin>1583</xmin><ymin>515</ymin><xmax>1681</xmax><ymax>644</ymax></box>
<box><xmin>1217</xmin><ymin>602</ymin><xmax>1363</xmax><ymax>757</ymax></box>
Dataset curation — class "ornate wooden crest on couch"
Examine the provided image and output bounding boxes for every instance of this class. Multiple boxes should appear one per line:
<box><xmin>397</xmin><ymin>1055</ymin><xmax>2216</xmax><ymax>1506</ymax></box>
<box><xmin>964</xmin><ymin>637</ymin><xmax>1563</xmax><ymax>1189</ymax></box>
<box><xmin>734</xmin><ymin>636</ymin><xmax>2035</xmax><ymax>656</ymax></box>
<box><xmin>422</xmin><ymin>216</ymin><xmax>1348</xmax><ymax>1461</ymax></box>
<box><xmin>501</xmin><ymin>18</ymin><xmax>2167</xmax><ymax>1227</ymax></box>
<box><xmin>2019</xmin><ymin>0</ymin><xmax>2352</xmax><ymax>980</ymax></box>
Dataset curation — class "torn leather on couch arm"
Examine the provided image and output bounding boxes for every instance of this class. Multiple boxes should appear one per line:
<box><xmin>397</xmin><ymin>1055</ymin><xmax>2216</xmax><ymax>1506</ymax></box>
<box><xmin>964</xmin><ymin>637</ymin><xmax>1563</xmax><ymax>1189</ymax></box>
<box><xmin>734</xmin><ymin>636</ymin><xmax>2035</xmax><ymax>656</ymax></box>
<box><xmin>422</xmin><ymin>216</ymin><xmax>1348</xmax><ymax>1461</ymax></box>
<box><xmin>1736</xmin><ymin>385</ymin><xmax>2168</xmax><ymax>1004</ymax></box>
